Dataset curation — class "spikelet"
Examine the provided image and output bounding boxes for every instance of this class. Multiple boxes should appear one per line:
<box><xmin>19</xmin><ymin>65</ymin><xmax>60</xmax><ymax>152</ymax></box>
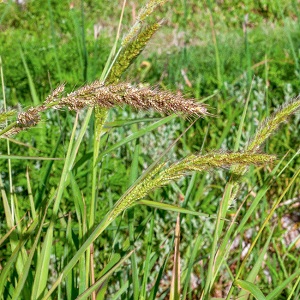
<box><xmin>17</xmin><ymin>106</ymin><xmax>44</xmax><ymax>127</ymax></box>
<box><xmin>45</xmin><ymin>84</ymin><xmax>65</xmax><ymax>105</ymax></box>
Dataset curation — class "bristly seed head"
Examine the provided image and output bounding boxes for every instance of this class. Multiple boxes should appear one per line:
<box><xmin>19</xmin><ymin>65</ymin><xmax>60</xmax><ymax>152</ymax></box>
<box><xmin>57</xmin><ymin>81</ymin><xmax>209</xmax><ymax>118</ymax></box>
<box><xmin>2</xmin><ymin>80</ymin><xmax>209</xmax><ymax>137</ymax></box>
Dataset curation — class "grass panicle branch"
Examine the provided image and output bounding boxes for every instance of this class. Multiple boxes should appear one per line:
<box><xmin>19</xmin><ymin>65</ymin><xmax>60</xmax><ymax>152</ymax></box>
<box><xmin>107</xmin><ymin>22</ymin><xmax>162</xmax><ymax>84</ymax></box>
<box><xmin>58</xmin><ymin>81</ymin><xmax>209</xmax><ymax>116</ymax></box>
<box><xmin>230</xmin><ymin>95</ymin><xmax>300</xmax><ymax>179</ymax></box>
<box><xmin>247</xmin><ymin>95</ymin><xmax>300</xmax><ymax>152</ymax></box>
<box><xmin>108</xmin><ymin>152</ymin><xmax>275</xmax><ymax>221</ymax></box>
<box><xmin>227</xmin><ymin>96</ymin><xmax>300</xmax><ymax>205</ymax></box>
<box><xmin>0</xmin><ymin>81</ymin><xmax>208</xmax><ymax>137</ymax></box>
<box><xmin>121</xmin><ymin>0</ymin><xmax>167</xmax><ymax>47</ymax></box>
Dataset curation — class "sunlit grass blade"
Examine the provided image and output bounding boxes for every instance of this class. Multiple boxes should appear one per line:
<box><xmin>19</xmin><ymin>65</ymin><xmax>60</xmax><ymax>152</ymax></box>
<box><xmin>169</xmin><ymin>213</ymin><xmax>181</xmax><ymax>300</ymax></box>
<box><xmin>128</xmin><ymin>130</ymin><xmax>140</xmax><ymax>300</ymax></box>
<box><xmin>287</xmin><ymin>274</ymin><xmax>300</xmax><ymax>300</ymax></box>
<box><xmin>136</xmin><ymin>199</ymin><xmax>213</xmax><ymax>218</ymax></box>
<box><xmin>266</xmin><ymin>268</ymin><xmax>300</xmax><ymax>300</ymax></box>
<box><xmin>140</xmin><ymin>212</ymin><xmax>155</xmax><ymax>300</ymax></box>
<box><xmin>0</xmin><ymin>154</ymin><xmax>63</xmax><ymax>160</ymax></box>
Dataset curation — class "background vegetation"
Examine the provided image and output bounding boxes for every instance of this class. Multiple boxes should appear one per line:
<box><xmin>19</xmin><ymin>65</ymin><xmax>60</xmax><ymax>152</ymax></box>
<box><xmin>0</xmin><ymin>0</ymin><xmax>299</xmax><ymax>299</ymax></box>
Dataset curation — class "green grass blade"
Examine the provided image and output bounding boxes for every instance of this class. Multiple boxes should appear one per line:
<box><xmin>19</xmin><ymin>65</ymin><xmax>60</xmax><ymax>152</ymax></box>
<box><xmin>234</xmin><ymin>80</ymin><xmax>253</xmax><ymax>151</ymax></box>
<box><xmin>266</xmin><ymin>268</ymin><xmax>300</xmax><ymax>300</ymax></box>
<box><xmin>75</xmin><ymin>250</ymin><xmax>134</xmax><ymax>300</ymax></box>
<box><xmin>11</xmin><ymin>208</ymin><xmax>48</xmax><ymax>300</ymax></box>
<box><xmin>238</xmin><ymin>230</ymin><xmax>274</xmax><ymax>300</ymax></box>
<box><xmin>149</xmin><ymin>255</ymin><xmax>170</xmax><ymax>300</ymax></box>
<box><xmin>0</xmin><ymin>206</ymin><xmax>42</xmax><ymax>296</ymax></box>
<box><xmin>287</xmin><ymin>274</ymin><xmax>300</xmax><ymax>300</ymax></box>
<box><xmin>65</xmin><ymin>214</ymin><xmax>75</xmax><ymax>300</ymax></box>
<box><xmin>136</xmin><ymin>199</ymin><xmax>213</xmax><ymax>218</ymax></box>
<box><xmin>31</xmin><ymin>226</ymin><xmax>54</xmax><ymax>299</ymax></box>
<box><xmin>128</xmin><ymin>130</ymin><xmax>140</xmax><ymax>300</ymax></box>
<box><xmin>26</xmin><ymin>168</ymin><xmax>36</xmax><ymax>219</ymax></box>
<box><xmin>110</xmin><ymin>281</ymin><xmax>129</xmax><ymax>300</ymax></box>
<box><xmin>203</xmin><ymin>183</ymin><xmax>233</xmax><ymax>296</ymax></box>
<box><xmin>32</xmin><ymin>115</ymin><xmax>81</xmax><ymax>299</ymax></box>
<box><xmin>169</xmin><ymin>214</ymin><xmax>181</xmax><ymax>300</ymax></box>
<box><xmin>140</xmin><ymin>212</ymin><xmax>155</xmax><ymax>300</ymax></box>
<box><xmin>19</xmin><ymin>48</ymin><xmax>39</xmax><ymax>105</ymax></box>
<box><xmin>182</xmin><ymin>233</ymin><xmax>203</xmax><ymax>299</ymax></box>
<box><xmin>226</xmin><ymin>167</ymin><xmax>300</xmax><ymax>299</ymax></box>
<box><xmin>43</xmin><ymin>214</ymin><xmax>111</xmax><ymax>299</ymax></box>
<box><xmin>47</xmin><ymin>0</ymin><xmax>62</xmax><ymax>81</ymax></box>
<box><xmin>0</xmin><ymin>239</ymin><xmax>26</xmax><ymax>295</ymax></box>
<box><xmin>0</xmin><ymin>155</ymin><xmax>63</xmax><ymax>160</ymax></box>
<box><xmin>234</xmin><ymin>279</ymin><xmax>266</xmax><ymax>300</ymax></box>
<box><xmin>0</xmin><ymin>223</ymin><xmax>17</xmax><ymax>247</ymax></box>
<box><xmin>34</xmin><ymin>128</ymin><xmax>64</xmax><ymax>206</ymax></box>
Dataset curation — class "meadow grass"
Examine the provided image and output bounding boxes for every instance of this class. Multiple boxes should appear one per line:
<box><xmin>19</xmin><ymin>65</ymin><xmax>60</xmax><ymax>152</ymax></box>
<box><xmin>0</xmin><ymin>1</ymin><xmax>300</xmax><ymax>299</ymax></box>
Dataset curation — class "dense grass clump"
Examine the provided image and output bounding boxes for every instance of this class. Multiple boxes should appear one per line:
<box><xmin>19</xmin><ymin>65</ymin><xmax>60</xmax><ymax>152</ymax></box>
<box><xmin>0</xmin><ymin>1</ymin><xmax>300</xmax><ymax>299</ymax></box>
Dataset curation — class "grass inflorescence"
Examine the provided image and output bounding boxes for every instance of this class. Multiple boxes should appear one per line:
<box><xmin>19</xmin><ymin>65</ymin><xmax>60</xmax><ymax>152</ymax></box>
<box><xmin>0</xmin><ymin>80</ymin><xmax>208</xmax><ymax>137</ymax></box>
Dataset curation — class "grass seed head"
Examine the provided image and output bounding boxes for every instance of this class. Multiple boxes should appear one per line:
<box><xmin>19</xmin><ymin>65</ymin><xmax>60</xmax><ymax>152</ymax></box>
<box><xmin>55</xmin><ymin>81</ymin><xmax>209</xmax><ymax>117</ymax></box>
<box><xmin>247</xmin><ymin>96</ymin><xmax>300</xmax><ymax>152</ymax></box>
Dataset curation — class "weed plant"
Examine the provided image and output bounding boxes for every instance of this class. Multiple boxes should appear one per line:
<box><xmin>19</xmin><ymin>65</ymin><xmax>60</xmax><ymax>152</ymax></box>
<box><xmin>0</xmin><ymin>1</ymin><xmax>300</xmax><ymax>299</ymax></box>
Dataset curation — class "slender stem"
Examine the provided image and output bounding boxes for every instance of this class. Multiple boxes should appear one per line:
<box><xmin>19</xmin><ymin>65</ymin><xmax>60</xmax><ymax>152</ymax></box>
<box><xmin>0</xmin><ymin>121</ymin><xmax>17</xmax><ymax>137</ymax></box>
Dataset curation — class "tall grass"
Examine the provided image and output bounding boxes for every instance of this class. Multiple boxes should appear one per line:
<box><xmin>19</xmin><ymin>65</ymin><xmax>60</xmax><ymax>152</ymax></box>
<box><xmin>0</xmin><ymin>1</ymin><xmax>300</xmax><ymax>299</ymax></box>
